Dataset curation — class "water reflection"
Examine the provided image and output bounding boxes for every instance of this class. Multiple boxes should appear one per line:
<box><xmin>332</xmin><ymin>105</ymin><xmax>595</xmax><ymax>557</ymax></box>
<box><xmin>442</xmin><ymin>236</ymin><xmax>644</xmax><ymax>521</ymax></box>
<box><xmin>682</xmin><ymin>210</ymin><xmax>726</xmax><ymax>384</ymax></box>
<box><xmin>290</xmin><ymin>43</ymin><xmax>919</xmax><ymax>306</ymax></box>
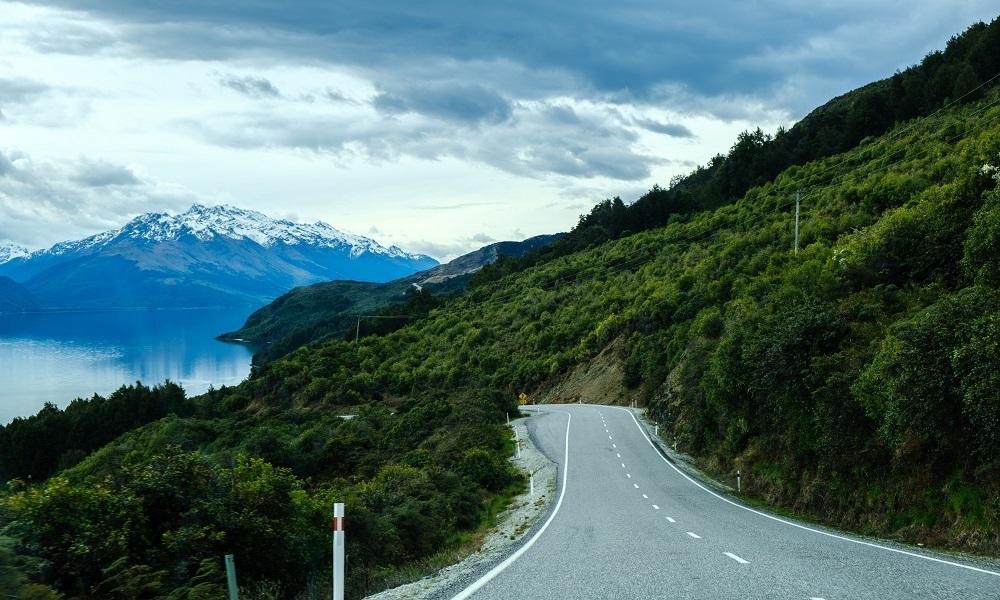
<box><xmin>0</xmin><ymin>308</ymin><xmax>256</xmax><ymax>424</ymax></box>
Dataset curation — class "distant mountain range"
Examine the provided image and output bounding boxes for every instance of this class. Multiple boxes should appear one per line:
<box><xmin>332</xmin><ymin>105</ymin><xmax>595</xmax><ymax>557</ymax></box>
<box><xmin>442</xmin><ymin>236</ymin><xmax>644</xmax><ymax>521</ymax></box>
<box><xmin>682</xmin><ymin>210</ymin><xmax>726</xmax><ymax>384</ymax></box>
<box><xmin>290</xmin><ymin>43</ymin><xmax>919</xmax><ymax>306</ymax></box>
<box><xmin>0</xmin><ymin>242</ymin><xmax>29</xmax><ymax>264</ymax></box>
<box><xmin>0</xmin><ymin>204</ymin><xmax>438</xmax><ymax>310</ymax></box>
<box><xmin>0</xmin><ymin>277</ymin><xmax>36</xmax><ymax>312</ymax></box>
<box><xmin>222</xmin><ymin>233</ymin><xmax>563</xmax><ymax>363</ymax></box>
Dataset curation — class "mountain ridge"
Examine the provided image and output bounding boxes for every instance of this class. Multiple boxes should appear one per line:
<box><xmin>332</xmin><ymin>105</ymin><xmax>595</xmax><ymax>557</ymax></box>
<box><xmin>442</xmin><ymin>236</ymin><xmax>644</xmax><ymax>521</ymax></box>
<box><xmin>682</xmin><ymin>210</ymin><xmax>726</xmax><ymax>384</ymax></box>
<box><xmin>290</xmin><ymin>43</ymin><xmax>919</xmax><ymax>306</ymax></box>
<box><xmin>0</xmin><ymin>204</ymin><xmax>438</xmax><ymax>309</ymax></box>
<box><xmin>222</xmin><ymin>233</ymin><xmax>563</xmax><ymax>362</ymax></box>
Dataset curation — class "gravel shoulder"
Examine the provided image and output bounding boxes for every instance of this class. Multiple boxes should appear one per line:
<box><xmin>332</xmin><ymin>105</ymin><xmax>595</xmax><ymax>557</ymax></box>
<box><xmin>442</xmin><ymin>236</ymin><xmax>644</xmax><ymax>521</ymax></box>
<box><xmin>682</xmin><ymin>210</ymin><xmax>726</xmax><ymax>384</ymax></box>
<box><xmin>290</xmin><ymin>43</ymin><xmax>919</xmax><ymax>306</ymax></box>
<box><xmin>364</xmin><ymin>412</ymin><xmax>558</xmax><ymax>600</ymax></box>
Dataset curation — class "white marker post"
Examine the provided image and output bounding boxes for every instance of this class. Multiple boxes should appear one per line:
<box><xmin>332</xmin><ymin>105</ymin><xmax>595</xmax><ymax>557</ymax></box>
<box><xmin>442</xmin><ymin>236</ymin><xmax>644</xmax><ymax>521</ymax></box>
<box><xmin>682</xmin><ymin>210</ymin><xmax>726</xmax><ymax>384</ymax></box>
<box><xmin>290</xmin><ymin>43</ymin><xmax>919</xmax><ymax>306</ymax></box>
<box><xmin>736</xmin><ymin>470</ymin><xmax>741</xmax><ymax>493</ymax></box>
<box><xmin>654</xmin><ymin>425</ymin><xmax>658</xmax><ymax>437</ymax></box>
<box><xmin>332</xmin><ymin>503</ymin><xmax>345</xmax><ymax>600</ymax></box>
<box><xmin>224</xmin><ymin>554</ymin><xmax>239</xmax><ymax>600</ymax></box>
<box><xmin>530</xmin><ymin>473</ymin><xmax>534</xmax><ymax>498</ymax></box>
<box><xmin>514</xmin><ymin>426</ymin><xmax>520</xmax><ymax>458</ymax></box>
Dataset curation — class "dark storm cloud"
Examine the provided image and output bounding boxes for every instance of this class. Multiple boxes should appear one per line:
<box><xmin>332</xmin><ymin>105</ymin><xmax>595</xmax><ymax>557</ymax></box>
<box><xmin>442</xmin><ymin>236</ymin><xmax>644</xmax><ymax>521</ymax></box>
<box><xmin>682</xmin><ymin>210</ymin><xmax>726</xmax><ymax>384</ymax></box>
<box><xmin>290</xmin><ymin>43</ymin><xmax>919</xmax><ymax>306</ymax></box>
<box><xmin>23</xmin><ymin>0</ymin><xmax>997</xmax><ymax>117</ymax></box>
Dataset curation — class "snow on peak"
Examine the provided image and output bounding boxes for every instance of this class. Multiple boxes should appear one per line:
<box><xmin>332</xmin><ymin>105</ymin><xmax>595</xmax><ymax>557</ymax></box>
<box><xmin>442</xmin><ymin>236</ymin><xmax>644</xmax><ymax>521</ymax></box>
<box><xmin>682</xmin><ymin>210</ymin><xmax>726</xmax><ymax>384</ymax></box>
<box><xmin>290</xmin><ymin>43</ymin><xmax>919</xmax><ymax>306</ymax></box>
<box><xmin>107</xmin><ymin>204</ymin><xmax>428</xmax><ymax>259</ymax></box>
<box><xmin>0</xmin><ymin>241</ymin><xmax>29</xmax><ymax>264</ymax></box>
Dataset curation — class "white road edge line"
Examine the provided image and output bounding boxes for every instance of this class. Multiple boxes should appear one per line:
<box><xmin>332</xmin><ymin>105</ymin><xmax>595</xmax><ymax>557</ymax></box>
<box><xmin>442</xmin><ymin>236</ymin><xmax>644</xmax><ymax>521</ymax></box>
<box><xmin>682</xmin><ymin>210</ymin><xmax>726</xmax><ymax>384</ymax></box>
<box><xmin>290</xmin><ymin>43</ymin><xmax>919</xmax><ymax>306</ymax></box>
<box><xmin>724</xmin><ymin>552</ymin><xmax>749</xmax><ymax>564</ymax></box>
<box><xmin>615</xmin><ymin>406</ymin><xmax>1000</xmax><ymax>579</ymax></box>
<box><xmin>687</xmin><ymin>532</ymin><xmax>702</xmax><ymax>539</ymax></box>
<box><xmin>448</xmin><ymin>409</ymin><xmax>573</xmax><ymax>600</ymax></box>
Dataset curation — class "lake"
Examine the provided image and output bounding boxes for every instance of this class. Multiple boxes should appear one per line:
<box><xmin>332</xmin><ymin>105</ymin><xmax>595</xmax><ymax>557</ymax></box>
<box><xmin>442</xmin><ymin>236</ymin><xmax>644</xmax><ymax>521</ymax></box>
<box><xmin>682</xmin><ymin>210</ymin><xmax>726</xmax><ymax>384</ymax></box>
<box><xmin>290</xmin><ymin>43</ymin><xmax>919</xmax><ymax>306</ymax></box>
<box><xmin>0</xmin><ymin>308</ymin><xmax>256</xmax><ymax>424</ymax></box>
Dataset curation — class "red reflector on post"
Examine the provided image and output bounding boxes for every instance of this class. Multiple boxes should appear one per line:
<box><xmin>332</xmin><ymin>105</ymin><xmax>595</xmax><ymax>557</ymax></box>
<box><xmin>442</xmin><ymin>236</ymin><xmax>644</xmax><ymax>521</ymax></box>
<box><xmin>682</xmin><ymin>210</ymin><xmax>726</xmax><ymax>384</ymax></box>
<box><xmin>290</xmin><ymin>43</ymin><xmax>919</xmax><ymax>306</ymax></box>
<box><xmin>332</xmin><ymin>516</ymin><xmax>344</xmax><ymax>531</ymax></box>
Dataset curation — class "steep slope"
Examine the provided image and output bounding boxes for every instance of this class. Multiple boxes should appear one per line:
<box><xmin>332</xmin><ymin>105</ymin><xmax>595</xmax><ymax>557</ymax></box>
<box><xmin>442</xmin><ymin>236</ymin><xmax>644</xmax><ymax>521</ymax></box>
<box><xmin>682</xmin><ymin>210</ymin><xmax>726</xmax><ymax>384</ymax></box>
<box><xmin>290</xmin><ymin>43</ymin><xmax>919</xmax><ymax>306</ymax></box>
<box><xmin>3</xmin><ymin>26</ymin><xmax>1000</xmax><ymax>600</ymax></box>
<box><xmin>222</xmin><ymin>233</ymin><xmax>562</xmax><ymax>362</ymax></box>
<box><xmin>0</xmin><ymin>204</ymin><xmax>437</xmax><ymax>309</ymax></box>
<box><xmin>472</xmin><ymin>18</ymin><xmax>1000</xmax><ymax>280</ymax></box>
<box><xmin>0</xmin><ymin>276</ymin><xmax>36</xmax><ymax>312</ymax></box>
<box><xmin>241</xmin><ymin>89</ymin><xmax>1000</xmax><ymax>550</ymax></box>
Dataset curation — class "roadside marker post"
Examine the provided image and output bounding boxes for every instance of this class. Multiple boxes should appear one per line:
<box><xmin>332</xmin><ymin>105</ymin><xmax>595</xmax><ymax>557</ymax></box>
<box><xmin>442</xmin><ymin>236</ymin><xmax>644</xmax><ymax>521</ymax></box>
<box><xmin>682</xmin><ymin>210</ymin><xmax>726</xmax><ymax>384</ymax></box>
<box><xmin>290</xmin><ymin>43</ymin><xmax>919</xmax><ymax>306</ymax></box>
<box><xmin>224</xmin><ymin>554</ymin><xmax>239</xmax><ymax>600</ymax></box>
<box><xmin>737</xmin><ymin>470</ymin><xmax>742</xmax><ymax>493</ymax></box>
<box><xmin>332</xmin><ymin>503</ymin><xmax>345</xmax><ymax>600</ymax></box>
<box><xmin>654</xmin><ymin>425</ymin><xmax>658</xmax><ymax>437</ymax></box>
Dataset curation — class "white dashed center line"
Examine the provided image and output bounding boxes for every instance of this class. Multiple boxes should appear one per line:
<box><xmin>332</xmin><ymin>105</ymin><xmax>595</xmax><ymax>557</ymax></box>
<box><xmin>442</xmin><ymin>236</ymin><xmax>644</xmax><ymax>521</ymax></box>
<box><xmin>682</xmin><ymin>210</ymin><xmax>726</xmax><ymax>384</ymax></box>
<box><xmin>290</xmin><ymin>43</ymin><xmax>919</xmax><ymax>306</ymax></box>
<box><xmin>642</xmin><ymin>494</ymin><xmax>648</xmax><ymax>499</ymax></box>
<box><xmin>621</xmin><ymin>462</ymin><xmax>626</xmax><ymax>468</ymax></box>
<box><xmin>612</xmin><ymin>443</ymin><xmax>617</xmax><ymax>449</ymax></box>
<box><xmin>666</xmin><ymin>517</ymin><xmax>676</xmax><ymax>523</ymax></box>
<box><xmin>724</xmin><ymin>552</ymin><xmax>749</xmax><ymax>564</ymax></box>
<box><xmin>652</xmin><ymin>504</ymin><xmax>660</xmax><ymax>510</ymax></box>
<box><xmin>626</xmin><ymin>474</ymin><xmax>632</xmax><ymax>478</ymax></box>
<box><xmin>608</xmin><ymin>435</ymin><xmax>613</xmax><ymax>440</ymax></box>
<box><xmin>633</xmin><ymin>483</ymin><xmax>639</xmax><ymax>489</ymax></box>
<box><xmin>616</xmin><ymin>453</ymin><xmax>621</xmax><ymax>458</ymax></box>
<box><xmin>686</xmin><ymin>532</ymin><xmax>701</xmax><ymax>539</ymax></box>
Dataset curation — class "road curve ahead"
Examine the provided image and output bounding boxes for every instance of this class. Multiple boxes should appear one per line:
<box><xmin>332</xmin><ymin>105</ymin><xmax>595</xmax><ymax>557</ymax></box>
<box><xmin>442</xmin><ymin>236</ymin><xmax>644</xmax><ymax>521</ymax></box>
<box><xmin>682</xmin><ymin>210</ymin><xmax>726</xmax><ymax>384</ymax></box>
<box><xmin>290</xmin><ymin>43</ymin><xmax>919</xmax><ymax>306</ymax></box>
<box><xmin>451</xmin><ymin>404</ymin><xmax>1000</xmax><ymax>600</ymax></box>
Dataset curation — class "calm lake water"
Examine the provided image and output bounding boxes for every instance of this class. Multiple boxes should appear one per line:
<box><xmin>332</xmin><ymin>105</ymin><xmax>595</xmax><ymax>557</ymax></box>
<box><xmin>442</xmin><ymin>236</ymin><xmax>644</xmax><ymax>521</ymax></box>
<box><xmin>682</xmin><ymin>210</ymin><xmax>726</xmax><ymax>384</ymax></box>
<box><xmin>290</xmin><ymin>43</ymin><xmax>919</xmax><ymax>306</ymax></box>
<box><xmin>0</xmin><ymin>308</ymin><xmax>256</xmax><ymax>424</ymax></box>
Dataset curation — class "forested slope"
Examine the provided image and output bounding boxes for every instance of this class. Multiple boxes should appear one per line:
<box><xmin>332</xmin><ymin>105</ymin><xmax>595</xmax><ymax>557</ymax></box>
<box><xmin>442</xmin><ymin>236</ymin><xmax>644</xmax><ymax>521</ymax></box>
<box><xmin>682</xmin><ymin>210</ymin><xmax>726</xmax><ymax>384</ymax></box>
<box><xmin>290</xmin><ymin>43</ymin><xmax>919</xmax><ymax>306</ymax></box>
<box><xmin>2</xmin><ymin>22</ymin><xmax>999</xmax><ymax>600</ymax></box>
<box><xmin>473</xmin><ymin>18</ymin><xmax>1000</xmax><ymax>278</ymax></box>
<box><xmin>243</xmin><ymin>87</ymin><xmax>1000</xmax><ymax>551</ymax></box>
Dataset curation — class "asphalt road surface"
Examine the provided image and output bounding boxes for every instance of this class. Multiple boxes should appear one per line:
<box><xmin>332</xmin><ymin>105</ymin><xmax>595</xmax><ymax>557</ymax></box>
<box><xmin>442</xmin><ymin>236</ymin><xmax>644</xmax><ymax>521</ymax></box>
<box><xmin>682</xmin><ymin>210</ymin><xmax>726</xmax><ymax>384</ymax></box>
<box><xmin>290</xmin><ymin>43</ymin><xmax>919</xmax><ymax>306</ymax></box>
<box><xmin>450</xmin><ymin>404</ymin><xmax>1000</xmax><ymax>600</ymax></box>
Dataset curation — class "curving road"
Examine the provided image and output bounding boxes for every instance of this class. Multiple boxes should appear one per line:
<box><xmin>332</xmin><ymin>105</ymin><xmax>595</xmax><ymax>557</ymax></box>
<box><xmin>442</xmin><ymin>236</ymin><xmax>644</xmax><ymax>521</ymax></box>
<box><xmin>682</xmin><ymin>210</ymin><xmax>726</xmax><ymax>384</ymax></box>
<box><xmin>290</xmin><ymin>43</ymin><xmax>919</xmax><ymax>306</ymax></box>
<box><xmin>449</xmin><ymin>404</ymin><xmax>1000</xmax><ymax>600</ymax></box>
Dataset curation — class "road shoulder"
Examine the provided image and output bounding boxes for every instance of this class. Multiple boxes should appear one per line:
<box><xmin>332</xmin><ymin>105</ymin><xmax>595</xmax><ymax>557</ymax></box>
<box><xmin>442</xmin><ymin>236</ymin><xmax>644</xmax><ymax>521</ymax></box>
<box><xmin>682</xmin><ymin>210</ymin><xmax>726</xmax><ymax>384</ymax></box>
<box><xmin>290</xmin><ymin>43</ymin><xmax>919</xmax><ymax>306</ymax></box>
<box><xmin>364</xmin><ymin>412</ymin><xmax>558</xmax><ymax>600</ymax></box>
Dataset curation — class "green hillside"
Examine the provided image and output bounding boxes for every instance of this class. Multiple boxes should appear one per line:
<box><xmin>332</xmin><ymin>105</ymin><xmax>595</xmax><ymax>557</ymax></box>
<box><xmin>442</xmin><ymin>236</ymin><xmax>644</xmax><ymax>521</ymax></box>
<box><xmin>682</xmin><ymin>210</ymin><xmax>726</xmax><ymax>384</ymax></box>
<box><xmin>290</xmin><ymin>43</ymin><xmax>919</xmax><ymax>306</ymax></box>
<box><xmin>2</xmin><ymin>19</ymin><xmax>999</xmax><ymax>600</ymax></box>
<box><xmin>221</xmin><ymin>234</ymin><xmax>563</xmax><ymax>365</ymax></box>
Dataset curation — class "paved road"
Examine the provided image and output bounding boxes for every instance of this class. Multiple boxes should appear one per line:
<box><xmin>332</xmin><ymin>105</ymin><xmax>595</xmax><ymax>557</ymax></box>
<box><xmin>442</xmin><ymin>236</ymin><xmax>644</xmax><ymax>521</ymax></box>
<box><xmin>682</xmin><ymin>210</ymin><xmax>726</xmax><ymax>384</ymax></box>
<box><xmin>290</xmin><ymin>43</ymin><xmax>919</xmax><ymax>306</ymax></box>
<box><xmin>451</xmin><ymin>404</ymin><xmax>1000</xmax><ymax>600</ymax></box>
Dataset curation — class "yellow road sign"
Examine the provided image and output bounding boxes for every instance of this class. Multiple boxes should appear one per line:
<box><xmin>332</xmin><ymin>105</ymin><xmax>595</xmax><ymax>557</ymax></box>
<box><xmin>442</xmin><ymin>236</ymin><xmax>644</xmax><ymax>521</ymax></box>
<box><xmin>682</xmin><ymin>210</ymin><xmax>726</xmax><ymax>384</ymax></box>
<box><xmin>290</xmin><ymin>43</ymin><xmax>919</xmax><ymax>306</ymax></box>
<box><xmin>518</xmin><ymin>392</ymin><xmax>529</xmax><ymax>405</ymax></box>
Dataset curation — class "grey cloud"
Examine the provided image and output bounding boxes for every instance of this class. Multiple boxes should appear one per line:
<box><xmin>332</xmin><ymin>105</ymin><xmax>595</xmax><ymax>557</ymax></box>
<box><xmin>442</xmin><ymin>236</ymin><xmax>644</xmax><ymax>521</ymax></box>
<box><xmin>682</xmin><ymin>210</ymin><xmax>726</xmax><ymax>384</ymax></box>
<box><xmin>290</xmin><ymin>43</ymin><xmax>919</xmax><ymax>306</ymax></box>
<box><xmin>324</xmin><ymin>89</ymin><xmax>359</xmax><ymax>104</ymax></box>
<box><xmin>400</xmin><ymin>239</ymin><xmax>471</xmax><ymax>261</ymax></box>
<box><xmin>0</xmin><ymin>150</ymin><xmax>195</xmax><ymax>247</ymax></box>
<box><xmin>402</xmin><ymin>231</ymin><xmax>510</xmax><ymax>261</ymax></box>
<box><xmin>218</xmin><ymin>74</ymin><xmax>281</xmax><ymax>99</ymax></box>
<box><xmin>18</xmin><ymin>0</ymin><xmax>999</xmax><ymax>119</ymax></box>
<box><xmin>188</xmin><ymin>99</ymin><xmax>659</xmax><ymax>181</ymax></box>
<box><xmin>374</xmin><ymin>83</ymin><xmax>513</xmax><ymax>125</ymax></box>
<box><xmin>415</xmin><ymin>201</ymin><xmax>500</xmax><ymax>211</ymax></box>
<box><xmin>632</xmin><ymin>118</ymin><xmax>694</xmax><ymax>138</ymax></box>
<box><xmin>72</xmin><ymin>158</ymin><xmax>140</xmax><ymax>187</ymax></box>
<box><xmin>0</xmin><ymin>78</ymin><xmax>50</xmax><ymax>104</ymax></box>
<box><xmin>23</xmin><ymin>21</ymin><xmax>118</xmax><ymax>55</ymax></box>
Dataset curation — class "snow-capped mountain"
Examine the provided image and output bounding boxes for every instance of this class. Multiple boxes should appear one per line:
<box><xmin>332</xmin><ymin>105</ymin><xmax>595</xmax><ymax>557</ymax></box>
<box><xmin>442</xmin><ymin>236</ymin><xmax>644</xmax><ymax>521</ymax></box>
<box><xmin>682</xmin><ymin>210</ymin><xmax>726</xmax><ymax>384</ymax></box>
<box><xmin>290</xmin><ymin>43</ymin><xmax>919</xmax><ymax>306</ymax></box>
<box><xmin>0</xmin><ymin>204</ymin><xmax>438</xmax><ymax>310</ymax></box>
<box><xmin>32</xmin><ymin>204</ymin><xmax>426</xmax><ymax>260</ymax></box>
<box><xmin>0</xmin><ymin>242</ymin><xmax>29</xmax><ymax>264</ymax></box>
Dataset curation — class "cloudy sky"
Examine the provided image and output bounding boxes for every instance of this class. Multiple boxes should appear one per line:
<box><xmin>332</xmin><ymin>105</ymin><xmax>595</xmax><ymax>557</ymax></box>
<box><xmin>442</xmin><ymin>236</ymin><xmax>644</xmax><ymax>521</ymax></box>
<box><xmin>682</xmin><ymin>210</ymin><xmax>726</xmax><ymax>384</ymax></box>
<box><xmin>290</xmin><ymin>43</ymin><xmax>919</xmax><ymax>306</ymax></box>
<box><xmin>0</xmin><ymin>1</ymin><xmax>996</xmax><ymax>260</ymax></box>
